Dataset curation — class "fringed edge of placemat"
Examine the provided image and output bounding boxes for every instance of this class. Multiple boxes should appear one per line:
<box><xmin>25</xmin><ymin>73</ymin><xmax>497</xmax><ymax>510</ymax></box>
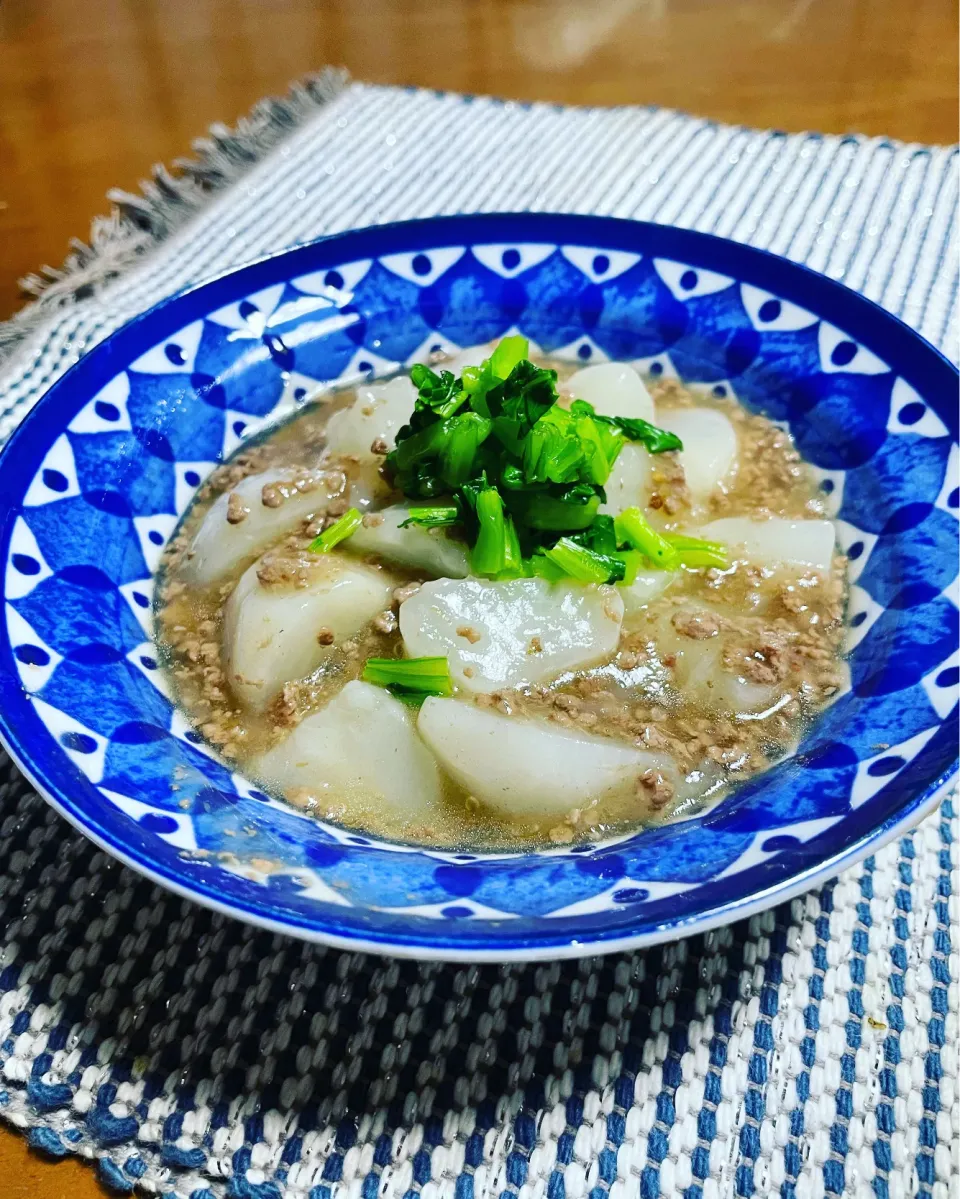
<box><xmin>0</xmin><ymin>66</ymin><xmax>350</xmax><ymax>367</ymax></box>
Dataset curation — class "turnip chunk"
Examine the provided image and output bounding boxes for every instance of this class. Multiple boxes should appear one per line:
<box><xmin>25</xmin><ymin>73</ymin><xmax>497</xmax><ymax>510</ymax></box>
<box><xmin>418</xmin><ymin>698</ymin><xmax>675</xmax><ymax>819</ymax></box>
<box><xmin>181</xmin><ymin>469</ymin><xmax>339</xmax><ymax>586</ymax></box>
<box><xmin>400</xmin><ymin>577</ymin><xmax>623</xmax><ymax>693</ymax></box>
<box><xmin>342</xmin><ymin>459</ymin><xmax>393</xmax><ymax>513</ymax></box>
<box><xmin>224</xmin><ymin>552</ymin><xmax>393</xmax><ymax>709</ymax></box>
<box><xmin>699</xmin><ymin>517</ymin><xmax>836</xmax><ymax>572</ymax></box>
<box><xmin>650</xmin><ymin>607</ymin><xmax>777</xmax><ymax>714</ymax></box>
<box><xmin>254</xmin><ymin>682</ymin><xmax>443</xmax><ymax>818</ymax></box>
<box><xmin>323</xmin><ymin>376</ymin><xmax>416</xmax><ymax>458</ymax></box>
<box><xmin>600</xmin><ymin>443</ymin><xmax>652</xmax><ymax>517</ymax></box>
<box><xmin>563</xmin><ymin>363</ymin><xmax>656</xmax><ymax>422</ymax></box>
<box><xmin>618</xmin><ymin>569</ymin><xmax>673</xmax><ymax>614</ymax></box>
<box><xmin>348</xmin><ymin>506</ymin><xmax>470</xmax><ymax>578</ymax></box>
<box><xmin>655</xmin><ymin>408</ymin><xmax>738</xmax><ymax>502</ymax></box>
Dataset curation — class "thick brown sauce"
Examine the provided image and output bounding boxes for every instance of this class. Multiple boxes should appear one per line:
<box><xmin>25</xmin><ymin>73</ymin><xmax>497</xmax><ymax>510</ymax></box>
<box><xmin>156</xmin><ymin>364</ymin><xmax>848</xmax><ymax>850</ymax></box>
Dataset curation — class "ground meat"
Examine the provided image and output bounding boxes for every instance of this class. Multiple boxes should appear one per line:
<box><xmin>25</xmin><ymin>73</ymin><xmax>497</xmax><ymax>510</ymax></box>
<box><xmin>198</xmin><ymin>641</ymin><xmax>219</xmax><ymax>666</ymax></box>
<box><xmin>457</xmin><ymin>625</ymin><xmax>482</xmax><ymax>644</ymax></box>
<box><xmin>601</xmin><ymin>589</ymin><xmax>622</xmax><ymax>622</ymax></box>
<box><xmin>778</xmin><ymin>583</ymin><xmax>807</xmax><ymax>613</ymax></box>
<box><xmin>723</xmin><ymin>413</ymin><xmax>810</xmax><ymax>514</ymax></box>
<box><xmin>321</xmin><ymin>469</ymin><xmax>347</xmax><ymax>495</ymax></box>
<box><xmin>640</xmin><ymin>725</ymin><xmax>671</xmax><ymax>749</ymax></box>
<box><xmin>271</xmin><ymin>683</ymin><xmax>301</xmax><ymax>728</ymax></box>
<box><xmin>256</xmin><ymin>551</ymin><xmax>319</xmax><ymax>589</ymax></box>
<box><xmin>723</xmin><ymin>630</ymin><xmax>793</xmax><ymax>684</ymax></box>
<box><xmin>261</xmin><ymin>471</ymin><xmax>329</xmax><ymax>510</ymax></box>
<box><xmin>201</xmin><ymin>446</ymin><xmax>272</xmax><ymax>494</ymax></box>
<box><xmin>649</xmin><ymin>378</ymin><xmax>693</xmax><ymax>407</ymax></box>
<box><xmin>393</xmin><ymin>582</ymin><xmax>421</xmax><ymax>605</ymax></box>
<box><xmin>226</xmin><ymin>492</ymin><xmax>250</xmax><ymax>524</ymax></box>
<box><xmin>637</xmin><ymin>768</ymin><xmax>674</xmax><ymax>808</ymax></box>
<box><xmin>316</xmin><ymin>627</ymin><xmax>335</xmax><ymax>646</ymax></box>
<box><xmin>649</xmin><ymin>452</ymin><xmax>690</xmax><ymax>515</ymax></box>
<box><xmin>672</xmin><ymin>609</ymin><xmax>723</xmax><ymax>639</ymax></box>
<box><xmin>370</xmin><ymin>438</ymin><xmax>388</xmax><ymax>455</ymax></box>
<box><xmin>734</xmin><ymin>655</ymin><xmax>780</xmax><ymax>685</ymax></box>
<box><xmin>373</xmin><ymin>610</ymin><xmax>398</xmax><ymax>634</ymax></box>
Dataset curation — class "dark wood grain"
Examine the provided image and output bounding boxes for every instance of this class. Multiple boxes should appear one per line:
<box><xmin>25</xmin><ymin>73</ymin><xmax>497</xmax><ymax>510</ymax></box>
<box><xmin>0</xmin><ymin>0</ymin><xmax>956</xmax><ymax>1191</ymax></box>
<box><xmin>1</xmin><ymin>0</ymin><xmax>957</xmax><ymax>322</ymax></box>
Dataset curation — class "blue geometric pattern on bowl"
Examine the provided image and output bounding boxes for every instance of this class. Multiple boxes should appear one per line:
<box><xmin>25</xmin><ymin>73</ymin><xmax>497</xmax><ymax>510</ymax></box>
<box><xmin>0</xmin><ymin>215</ymin><xmax>955</xmax><ymax>959</ymax></box>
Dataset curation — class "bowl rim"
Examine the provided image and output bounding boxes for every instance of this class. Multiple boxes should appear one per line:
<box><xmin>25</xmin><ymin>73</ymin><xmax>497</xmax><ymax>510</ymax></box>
<box><xmin>0</xmin><ymin>212</ymin><xmax>956</xmax><ymax>961</ymax></box>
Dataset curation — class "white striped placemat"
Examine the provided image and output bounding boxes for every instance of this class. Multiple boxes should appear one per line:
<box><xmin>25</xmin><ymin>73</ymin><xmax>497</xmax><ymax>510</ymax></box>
<box><xmin>0</xmin><ymin>76</ymin><xmax>955</xmax><ymax>1198</ymax></box>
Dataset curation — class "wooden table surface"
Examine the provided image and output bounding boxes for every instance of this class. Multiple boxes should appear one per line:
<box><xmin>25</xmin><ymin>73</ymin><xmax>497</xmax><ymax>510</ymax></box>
<box><xmin>0</xmin><ymin>0</ymin><xmax>956</xmax><ymax>1191</ymax></box>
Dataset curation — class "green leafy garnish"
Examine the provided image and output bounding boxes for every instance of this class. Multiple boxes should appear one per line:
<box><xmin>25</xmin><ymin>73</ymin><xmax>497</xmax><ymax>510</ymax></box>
<box><xmin>570</xmin><ymin>400</ymin><xmax>683</xmax><ymax>455</ymax></box>
<box><xmin>526</xmin><ymin>553</ymin><xmax>568</xmax><ymax>583</ymax></box>
<box><xmin>617</xmin><ymin>550</ymin><xmax>648</xmax><ymax>585</ymax></box>
<box><xmin>459</xmin><ymin>333</ymin><xmax>530</xmax><ymax>418</ymax></box>
<box><xmin>471</xmin><ymin>486</ymin><xmax>523</xmax><ymax>578</ymax></box>
<box><xmin>614</xmin><ymin>507</ymin><xmax>680</xmax><ymax>570</ymax></box>
<box><xmin>540</xmin><ymin>537</ymin><xmax>627</xmax><ymax>584</ymax></box>
<box><xmin>307</xmin><ymin>507</ymin><xmax>363</xmax><ymax>553</ymax></box>
<box><xmin>508</xmin><ymin>484</ymin><xmax>601</xmax><ymax>533</ymax></box>
<box><xmin>570</xmin><ymin>513</ymin><xmax>619</xmax><ymax>556</ymax></box>
<box><xmin>408</xmin><ymin>364</ymin><xmax>465</xmax><ymax>417</ymax></box>
<box><xmin>361</xmin><ymin>656</ymin><xmax>453</xmax><ymax>700</ymax></box>
<box><xmin>488</xmin><ymin>334</ymin><xmax>529</xmax><ymax>381</ymax></box>
<box><xmin>522</xmin><ymin>404</ymin><xmax>623</xmax><ymax>486</ymax></box>
<box><xmin>399</xmin><ymin>505</ymin><xmax>461</xmax><ymax>529</ymax></box>
<box><xmin>383</xmin><ymin>342</ymin><xmax>708</xmax><ymax>582</ymax></box>
<box><xmin>610</xmin><ymin>416</ymin><xmax>683</xmax><ymax>454</ymax></box>
<box><xmin>486</xmin><ymin>359</ymin><xmax>560</xmax><ymax>454</ymax></box>
<box><xmin>665</xmin><ymin>533</ymin><xmax>730</xmax><ymax>569</ymax></box>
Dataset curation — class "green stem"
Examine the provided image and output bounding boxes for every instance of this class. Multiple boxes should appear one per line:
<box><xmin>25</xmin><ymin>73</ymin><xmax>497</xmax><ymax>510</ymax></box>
<box><xmin>308</xmin><ymin>508</ymin><xmax>363</xmax><ymax>553</ymax></box>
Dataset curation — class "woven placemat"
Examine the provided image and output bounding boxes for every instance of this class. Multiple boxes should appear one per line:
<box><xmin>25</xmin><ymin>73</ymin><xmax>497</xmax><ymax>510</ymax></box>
<box><xmin>0</xmin><ymin>75</ymin><xmax>956</xmax><ymax>1198</ymax></box>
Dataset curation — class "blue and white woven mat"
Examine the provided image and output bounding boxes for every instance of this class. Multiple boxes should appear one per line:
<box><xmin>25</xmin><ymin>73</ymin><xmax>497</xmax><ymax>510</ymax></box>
<box><xmin>0</xmin><ymin>75</ymin><xmax>956</xmax><ymax>1198</ymax></box>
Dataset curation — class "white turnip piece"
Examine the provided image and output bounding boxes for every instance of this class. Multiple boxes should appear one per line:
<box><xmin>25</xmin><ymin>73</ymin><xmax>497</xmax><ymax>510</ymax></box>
<box><xmin>348</xmin><ymin>506</ymin><xmax>470</xmax><ymax>578</ymax></box>
<box><xmin>618</xmin><ymin>568</ymin><xmax>674</xmax><ymax>614</ymax></box>
<box><xmin>563</xmin><ymin>362</ymin><xmax>656</xmax><ymax>422</ymax></box>
<box><xmin>649</xmin><ymin>606</ymin><xmax>777</xmax><ymax>713</ymax></box>
<box><xmin>323</xmin><ymin>376</ymin><xmax>416</xmax><ymax>458</ymax></box>
<box><xmin>599</xmin><ymin>443</ymin><xmax>653</xmax><ymax>517</ymax></box>
<box><xmin>418</xmin><ymin>698</ymin><xmax>678</xmax><ymax>819</ymax></box>
<box><xmin>224</xmin><ymin>552</ymin><xmax>393</xmax><ymax>709</ymax></box>
<box><xmin>698</xmin><ymin>517</ymin><xmax>836</xmax><ymax>572</ymax></box>
<box><xmin>180</xmin><ymin>469</ymin><xmax>339</xmax><ymax>586</ymax></box>
<box><xmin>400</xmin><ymin>577</ymin><xmax>623</xmax><ymax>693</ymax></box>
<box><xmin>655</xmin><ymin>408</ymin><xmax>738</xmax><ymax>503</ymax></box>
<box><xmin>254</xmin><ymin>681</ymin><xmax>444</xmax><ymax>817</ymax></box>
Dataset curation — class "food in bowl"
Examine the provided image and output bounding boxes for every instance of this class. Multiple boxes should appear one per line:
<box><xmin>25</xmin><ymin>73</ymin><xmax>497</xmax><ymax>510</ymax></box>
<box><xmin>157</xmin><ymin>337</ymin><xmax>848</xmax><ymax>849</ymax></box>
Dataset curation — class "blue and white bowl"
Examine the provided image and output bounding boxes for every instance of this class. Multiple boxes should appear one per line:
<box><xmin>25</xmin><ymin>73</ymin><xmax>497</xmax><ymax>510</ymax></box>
<box><xmin>0</xmin><ymin>214</ymin><xmax>955</xmax><ymax>961</ymax></box>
